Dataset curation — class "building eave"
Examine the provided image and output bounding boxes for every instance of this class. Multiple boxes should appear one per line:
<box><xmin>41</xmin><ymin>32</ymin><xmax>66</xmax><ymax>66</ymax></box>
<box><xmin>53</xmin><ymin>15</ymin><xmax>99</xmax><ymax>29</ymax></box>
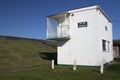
<box><xmin>97</xmin><ymin>5</ymin><xmax>112</xmax><ymax>23</ymax></box>
<box><xmin>47</xmin><ymin>5</ymin><xmax>112</xmax><ymax>23</ymax></box>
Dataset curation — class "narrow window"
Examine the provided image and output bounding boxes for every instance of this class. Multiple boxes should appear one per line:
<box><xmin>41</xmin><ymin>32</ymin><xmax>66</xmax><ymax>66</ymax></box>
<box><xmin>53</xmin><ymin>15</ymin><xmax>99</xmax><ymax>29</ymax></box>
<box><xmin>105</xmin><ymin>26</ymin><xmax>108</xmax><ymax>31</ymax></box>
<box><xmin>102</xmin><ymin>40</ymin><xmax>106</xmax><ymax>51</ymax></box>
<box><xmin>102</xmin><ymin>39</ymin><xmax>110</xmax><ymax>51</ymax></box>
<box><xmin>108</xmin><ymin>41</ymin><xmax>110</xmax><ymax>51</ymax></box>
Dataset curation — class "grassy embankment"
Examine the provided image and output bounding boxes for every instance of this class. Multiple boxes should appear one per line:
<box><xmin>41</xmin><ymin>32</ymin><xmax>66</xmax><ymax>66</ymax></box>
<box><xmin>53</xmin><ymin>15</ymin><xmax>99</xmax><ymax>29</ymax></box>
<box><xmin>0</xmin><ymin>37</ymin><xmax>120</xmax><ymax>80</ymax></box>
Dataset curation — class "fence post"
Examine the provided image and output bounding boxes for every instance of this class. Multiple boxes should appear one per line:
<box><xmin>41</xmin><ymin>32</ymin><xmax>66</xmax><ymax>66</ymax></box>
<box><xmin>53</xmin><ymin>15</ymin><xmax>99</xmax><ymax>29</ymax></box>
<box><xmin>73</xmin><ymin>60</ymin><xmax>77</xmax><ymax>71</ymax></box>
<box><xmin>51</xmin><ymin>59</ymin><xmax>54</xmax><ymax>69</ymax></box>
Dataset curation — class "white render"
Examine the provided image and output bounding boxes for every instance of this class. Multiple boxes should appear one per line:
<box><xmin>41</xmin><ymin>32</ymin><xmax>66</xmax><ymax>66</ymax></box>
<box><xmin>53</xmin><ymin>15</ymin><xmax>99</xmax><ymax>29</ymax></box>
<box><xmin>47</xmin><ymin>5</ymin><xmax>113</xmax><ymax>66</ymax></box>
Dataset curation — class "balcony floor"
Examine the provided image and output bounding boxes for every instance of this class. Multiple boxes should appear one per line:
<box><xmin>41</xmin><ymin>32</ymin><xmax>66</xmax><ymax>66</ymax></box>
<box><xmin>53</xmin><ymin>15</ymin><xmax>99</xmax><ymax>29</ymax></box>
<box><xmin>47</xmin><ymin>37</ymin><xmax>70</xmax><ymax>41</ymax></box>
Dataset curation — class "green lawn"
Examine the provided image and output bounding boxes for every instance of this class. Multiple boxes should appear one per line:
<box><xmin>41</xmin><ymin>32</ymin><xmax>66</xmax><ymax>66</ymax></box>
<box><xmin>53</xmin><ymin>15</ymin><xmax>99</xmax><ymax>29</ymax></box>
<box><xmin>0</xmin><ymin>37</ymin><xmax>120</xmax><ymax>80</ymax></box>
<box><xmin>0</xmin><ymin>62</ymin><xmax>120</xmax><ymax>80</ymax></box>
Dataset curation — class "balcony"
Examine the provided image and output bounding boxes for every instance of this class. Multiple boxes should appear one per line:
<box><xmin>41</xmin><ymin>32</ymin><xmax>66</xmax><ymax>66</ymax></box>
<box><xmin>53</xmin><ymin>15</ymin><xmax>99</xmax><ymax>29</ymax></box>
<box><xmin>46</xmin><ymin>12</ymin><xmax>70</xmax><ymax>41</ymax></box>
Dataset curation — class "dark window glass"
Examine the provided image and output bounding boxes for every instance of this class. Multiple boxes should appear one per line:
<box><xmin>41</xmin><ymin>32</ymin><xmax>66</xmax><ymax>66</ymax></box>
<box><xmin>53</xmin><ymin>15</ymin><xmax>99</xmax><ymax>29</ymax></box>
<box><xmin>105</xmin><ymin>26</ymin><xmax>108</xmax><ymax>31</ymax></box>
<box><xmin>108</xmin><ymin>41</ymin><xmax>110</xmax><ymax>51</ymax></box>
<box><xmin>102</xmin><ymin>39</ymin><xmax>110</xmax><ymax>51</ymax></box>
<box><xmin>102</xmin><ymin>40</ymin><xmax>106</xmax><ymax>51</ymax></box>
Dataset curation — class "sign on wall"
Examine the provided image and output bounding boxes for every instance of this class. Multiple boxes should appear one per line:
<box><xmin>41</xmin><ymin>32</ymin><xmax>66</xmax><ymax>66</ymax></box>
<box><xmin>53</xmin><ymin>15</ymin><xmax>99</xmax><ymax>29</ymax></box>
<box><xmin>78</xmin><ymin>21</ymin><xmax>87</xmax><ymax>28</ymax></box>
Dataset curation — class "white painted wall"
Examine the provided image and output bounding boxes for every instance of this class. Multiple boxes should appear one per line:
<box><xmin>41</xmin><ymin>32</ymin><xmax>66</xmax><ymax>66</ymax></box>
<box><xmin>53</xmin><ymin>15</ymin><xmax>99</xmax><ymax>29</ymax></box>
<box><xmin>97</xmin><ymin>9</ymin><xmax>113</xmax><ymax>64</ymax></box>
<box><xmin>57</xmin><ymin>5</ymin><xmax>113</xmax><ymax>66</ymax></box>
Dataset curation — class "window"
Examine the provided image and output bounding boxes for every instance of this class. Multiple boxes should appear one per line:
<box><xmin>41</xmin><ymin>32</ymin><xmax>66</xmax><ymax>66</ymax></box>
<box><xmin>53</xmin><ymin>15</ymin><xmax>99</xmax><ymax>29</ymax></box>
<box><xmin>108</xmin><ymin>41</ymin><xmax>110</xmax><ymax>51</ymax></box>
<box><xmin>102</xmin><ymin>39</ymin><xmax>110</xmax><ymax>51</ymax></box>
<box><xmin>102</xmin><ymin>40</ymin><xmax>106</xmax><ymax>51</ymax></box>
<box><xmin>78</xmin><ymin>21</ymin><xmax>87</xmax><ymax>28</ymax></box>
<box><xmin>105</xmin><ymin>26</ymin><xmax>108</xmax><ymax>31</ymax></box>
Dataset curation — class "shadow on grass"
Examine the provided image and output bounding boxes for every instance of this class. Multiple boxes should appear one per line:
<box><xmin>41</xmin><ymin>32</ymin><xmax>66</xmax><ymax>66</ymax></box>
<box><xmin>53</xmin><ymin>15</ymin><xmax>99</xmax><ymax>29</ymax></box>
<box><xmin>106</xmin><ymin>58</ymin><xmax>120</xmax><ymax>72</ymax></box>
<box><xmin>114</xmin><ymin>58</ymin><xmax>120</xmax><ymax>63</ymax></box>
<box><xmin>39</xmin><ymin>52</ymin><xmax>57</xmax><ymax>65</ymax></box>
<box><xmin>106</xmin><ymin>63</ymin><xmax>120</xmax><ymax>72</ymax></box>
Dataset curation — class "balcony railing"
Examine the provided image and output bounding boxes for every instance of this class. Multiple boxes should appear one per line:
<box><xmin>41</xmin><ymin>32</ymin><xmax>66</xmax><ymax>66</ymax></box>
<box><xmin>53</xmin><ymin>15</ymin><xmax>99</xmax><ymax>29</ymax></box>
<box><xmin>46</xmin><ymin>12</ymin><xmax>70</xmax><ymax>41</ymax></box>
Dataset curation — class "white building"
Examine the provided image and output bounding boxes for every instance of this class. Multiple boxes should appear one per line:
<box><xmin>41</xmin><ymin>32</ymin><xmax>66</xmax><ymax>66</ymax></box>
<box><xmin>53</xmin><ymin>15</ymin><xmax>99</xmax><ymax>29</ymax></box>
<box><xmin>47</xmin><ymin>5</ymin><xmax>113</xmax><ymax>66</ymax></box>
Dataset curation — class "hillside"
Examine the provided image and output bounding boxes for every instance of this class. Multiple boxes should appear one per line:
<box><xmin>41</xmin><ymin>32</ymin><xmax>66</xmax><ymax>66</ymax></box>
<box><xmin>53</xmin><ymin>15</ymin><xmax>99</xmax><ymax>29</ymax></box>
<box><xmin>0</xmin><ymin>36</ymin><xmax>56</xmax><ymax>73</ymax></box>
<box><xmin>0</xmin><ymin>36</ymin><xmax>120</xmax><ymax>80</ymax></box>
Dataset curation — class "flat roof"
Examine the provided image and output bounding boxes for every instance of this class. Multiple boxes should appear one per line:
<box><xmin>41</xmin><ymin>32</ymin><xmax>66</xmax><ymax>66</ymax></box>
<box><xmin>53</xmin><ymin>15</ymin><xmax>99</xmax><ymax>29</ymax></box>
<box><xmin>47</xmin><ymin>5</ymin><xmax>111</xmax><ymax>23</ymax></box>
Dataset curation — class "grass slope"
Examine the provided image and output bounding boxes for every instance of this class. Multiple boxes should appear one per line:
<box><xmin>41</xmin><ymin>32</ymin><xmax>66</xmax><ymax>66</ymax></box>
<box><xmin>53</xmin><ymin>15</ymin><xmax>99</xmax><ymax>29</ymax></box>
<box><xmin>0</xmin><ymin>37</ymin><xmax>56</xmax><ymax>73</ymax></box>
<box><xmin>0</xmin><ymin>37</ymin><xmax>120</xmax><ymax>80</ymax></box>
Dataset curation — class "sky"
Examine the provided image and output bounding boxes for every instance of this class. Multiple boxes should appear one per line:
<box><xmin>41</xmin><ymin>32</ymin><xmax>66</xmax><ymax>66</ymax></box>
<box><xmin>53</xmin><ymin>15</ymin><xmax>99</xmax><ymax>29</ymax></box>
<box><xmin>0</xmin><ymin>0</ymin><xmax>120</xmax><ymax>39</ymax></box>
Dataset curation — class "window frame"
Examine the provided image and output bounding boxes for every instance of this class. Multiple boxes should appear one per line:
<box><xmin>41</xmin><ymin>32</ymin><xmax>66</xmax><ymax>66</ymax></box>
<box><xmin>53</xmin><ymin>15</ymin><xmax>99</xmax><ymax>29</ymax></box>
<box><xmin>102</xmin><ymin>39</ymin><xmax>110</xmax><ymax>52</ymax></box>
<box><xmin>102</xmin><ymin>39</ymin><xmax>106</xmax><ymax>51</ymax></box>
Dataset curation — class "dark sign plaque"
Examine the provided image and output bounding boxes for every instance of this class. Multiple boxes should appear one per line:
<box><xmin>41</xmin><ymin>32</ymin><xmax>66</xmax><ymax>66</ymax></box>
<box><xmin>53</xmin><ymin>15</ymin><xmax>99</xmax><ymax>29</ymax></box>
<box><xmin>78</xmin><ymin>22</ymin><xmax>87</xmax><ymax>28</ymax></box>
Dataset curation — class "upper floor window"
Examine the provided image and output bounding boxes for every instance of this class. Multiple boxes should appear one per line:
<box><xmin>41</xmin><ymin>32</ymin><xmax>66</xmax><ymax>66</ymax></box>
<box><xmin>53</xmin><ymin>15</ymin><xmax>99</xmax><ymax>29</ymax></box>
<box><xmin>105</xmin><ymin>26</ymin><xmax>108</xmax><ymax>31</ymax></box>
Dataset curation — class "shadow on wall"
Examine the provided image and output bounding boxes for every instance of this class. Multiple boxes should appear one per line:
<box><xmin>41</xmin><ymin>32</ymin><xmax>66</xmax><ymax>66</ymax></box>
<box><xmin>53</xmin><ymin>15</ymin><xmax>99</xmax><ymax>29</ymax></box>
<box><xmin>39</xmin><ymin>52</ymin><xmax>57</xmax><ymax>64</ymax></box>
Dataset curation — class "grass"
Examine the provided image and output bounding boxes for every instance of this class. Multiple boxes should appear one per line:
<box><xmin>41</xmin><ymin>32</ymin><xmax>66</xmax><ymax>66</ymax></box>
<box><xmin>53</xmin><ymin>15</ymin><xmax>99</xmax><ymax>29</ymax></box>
<box><xmin>0</xmin><ymin>63</ymin><xmax>120</xmax><ymax>80</ymax></box>
<box><xmin>0</xmin><ymin>37</ymin><xmax>120</xmax><ymax>80</ymax></box>
<box><xmin>0</xmin><ymin>37</ymin><xmax>56</xmax><ymax>73</ymax></box>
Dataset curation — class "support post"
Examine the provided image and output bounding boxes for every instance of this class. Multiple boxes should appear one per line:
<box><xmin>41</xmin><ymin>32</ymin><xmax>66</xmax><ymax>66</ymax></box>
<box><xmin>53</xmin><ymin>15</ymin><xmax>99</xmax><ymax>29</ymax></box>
<box><xmin>73</xmin><ymin>60</ymin><xmax>77</xmax><ymax>71</ymax></box>
<box><xmin>51</xmin><ymin>59</ymin><xmax>54</xmax><ymax>69</ymax></box>
<box><xmin>100</xmin><ymin>63</ymin><xmax>104</xmax><ymax>74</ymax></box>
<box><xmin>109</xmin><ymin>61</ymin><xmax>111</xmax><ymax>64</ymax></box>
